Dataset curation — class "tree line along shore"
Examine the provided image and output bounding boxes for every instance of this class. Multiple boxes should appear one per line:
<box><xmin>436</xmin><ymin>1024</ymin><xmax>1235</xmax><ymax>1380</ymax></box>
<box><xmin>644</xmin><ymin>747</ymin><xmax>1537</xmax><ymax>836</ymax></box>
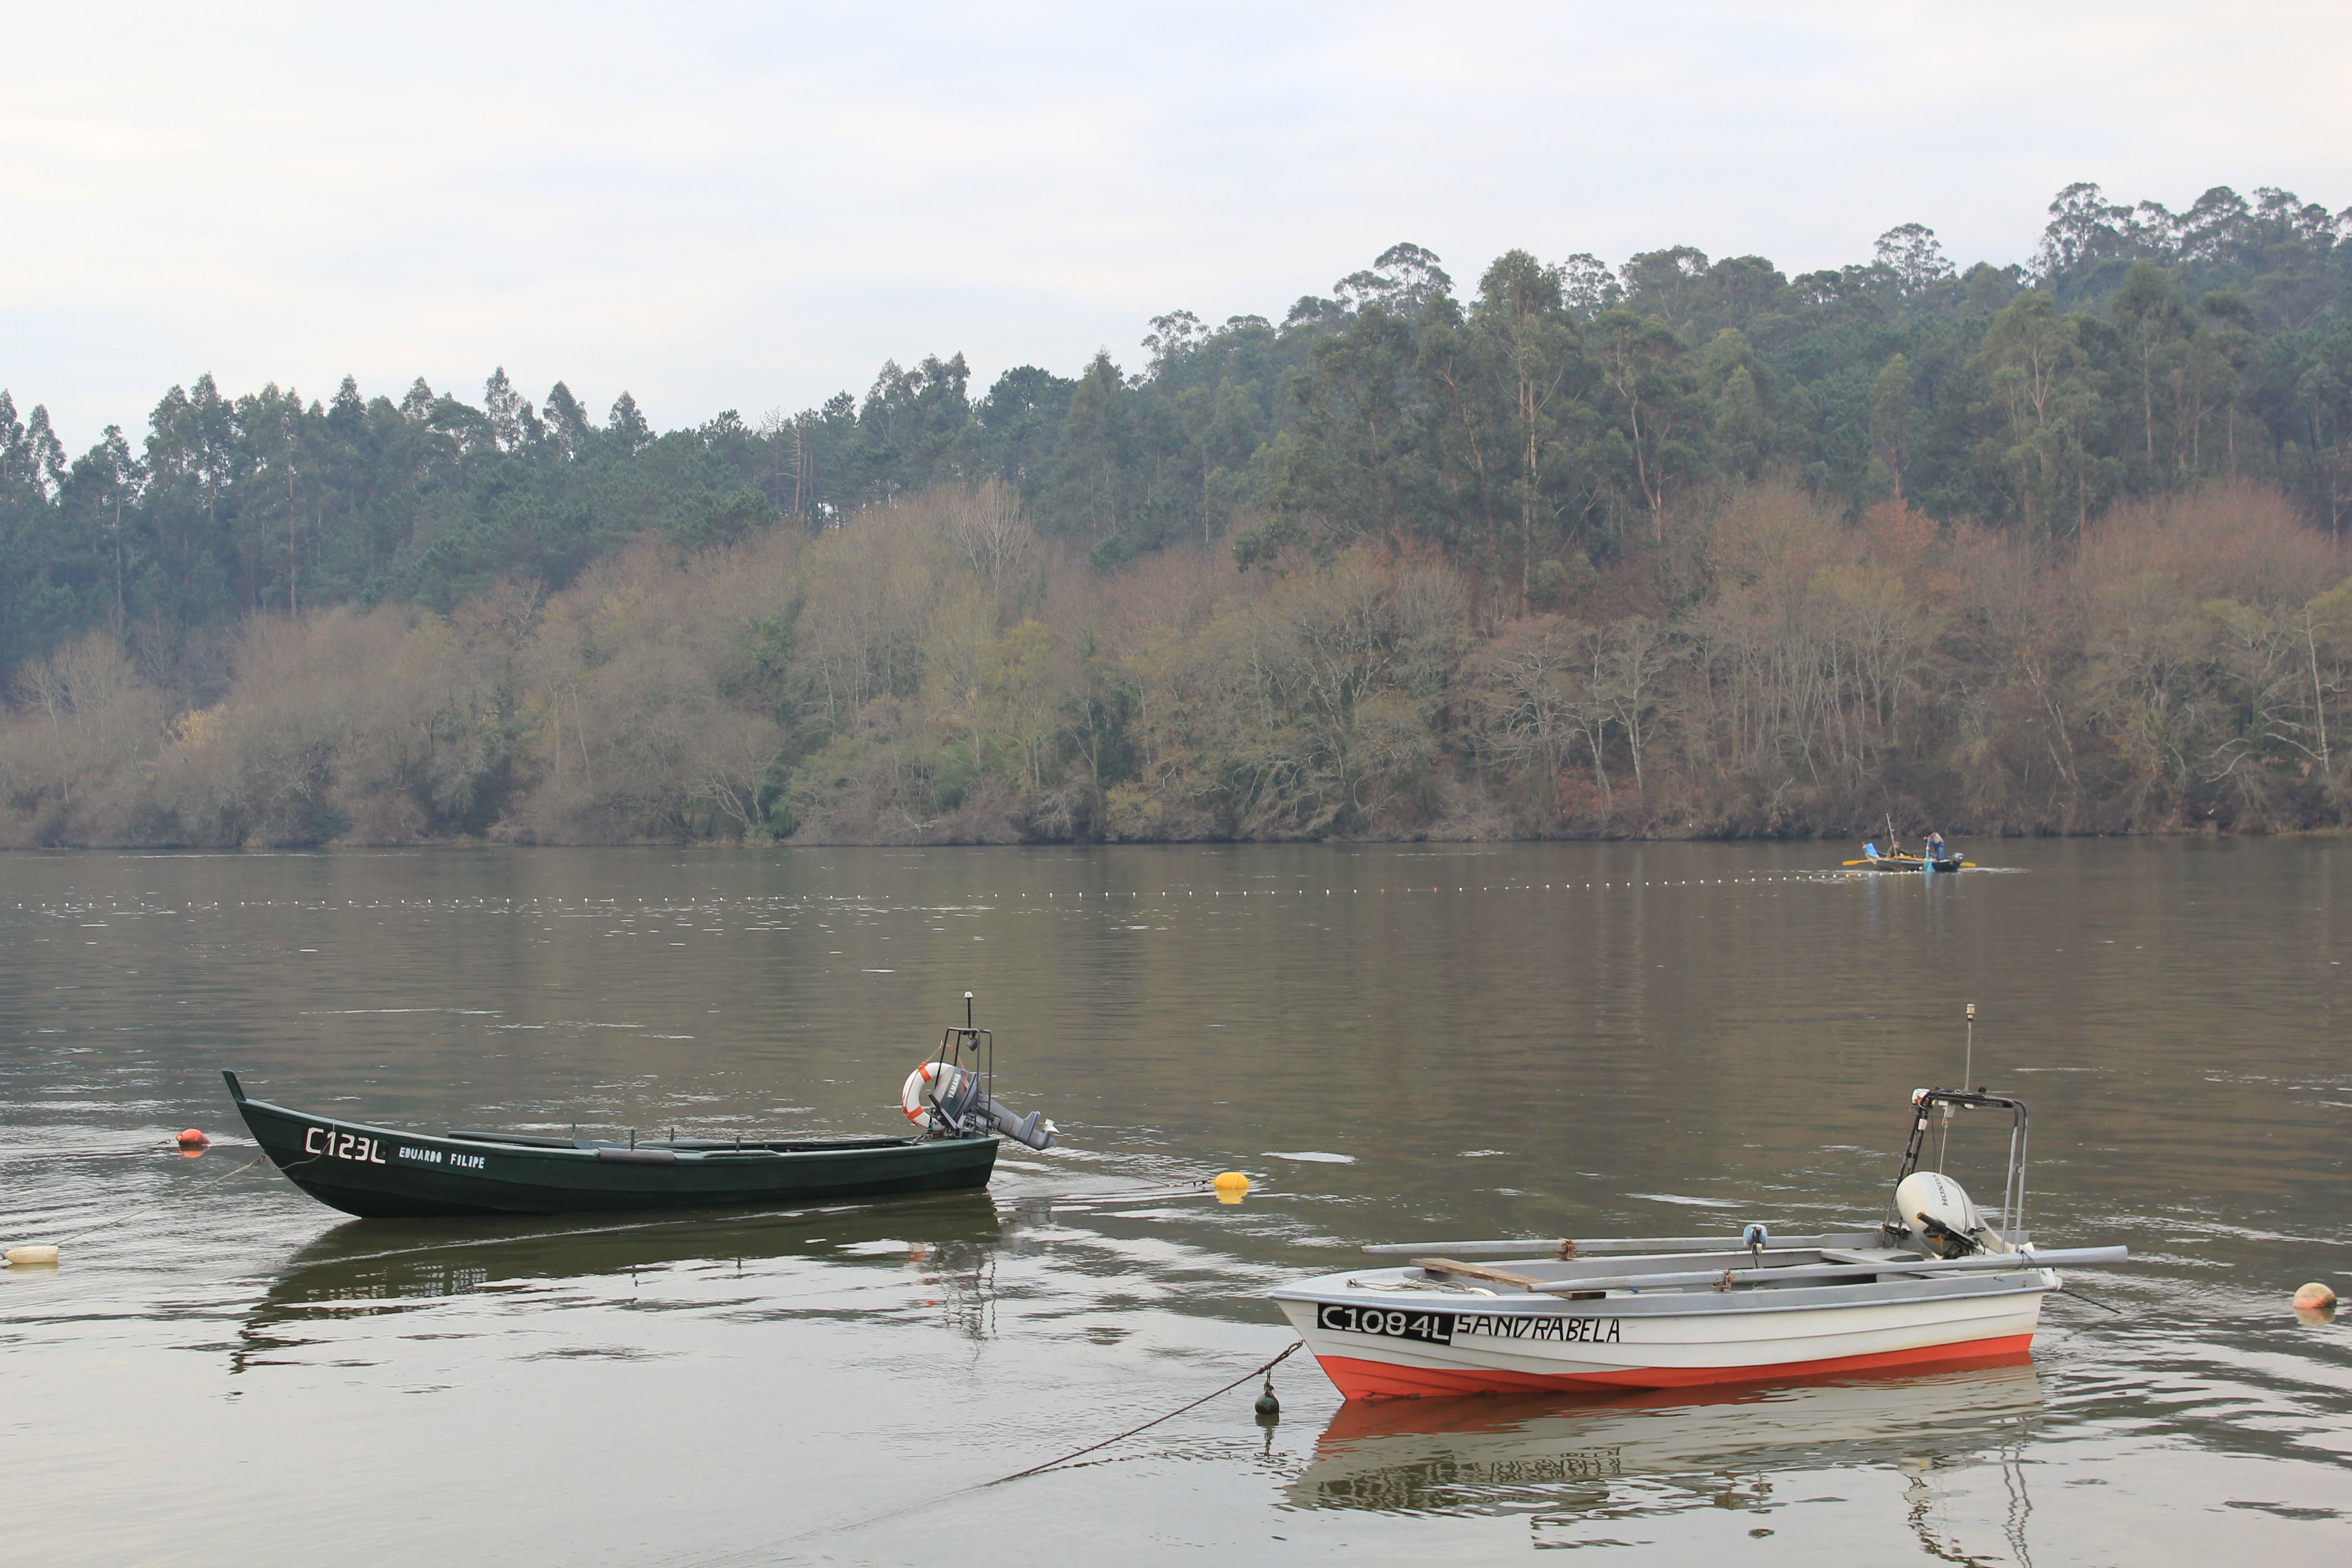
<box><xmin>5</xmin><ymin>181</ymin><xmax>2352</xmax><ymax>848</ymax></box>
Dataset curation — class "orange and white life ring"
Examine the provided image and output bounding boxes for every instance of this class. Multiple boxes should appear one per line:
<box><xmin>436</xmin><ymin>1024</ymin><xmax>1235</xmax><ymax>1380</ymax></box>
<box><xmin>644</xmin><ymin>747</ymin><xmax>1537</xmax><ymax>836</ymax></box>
<box><xmin>902</xmin><ymin>1060</ymin><xmax>970</xmax><ymax>1124</ymax></box>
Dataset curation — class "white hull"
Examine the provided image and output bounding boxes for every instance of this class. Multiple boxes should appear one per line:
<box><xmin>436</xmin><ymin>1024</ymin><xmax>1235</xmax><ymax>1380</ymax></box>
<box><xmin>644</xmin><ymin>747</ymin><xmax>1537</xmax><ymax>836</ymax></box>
<box><xmin>1272</xmin><ymin>1266</ymin><xmax>2056</xmax><ymax>1398</ymax></box>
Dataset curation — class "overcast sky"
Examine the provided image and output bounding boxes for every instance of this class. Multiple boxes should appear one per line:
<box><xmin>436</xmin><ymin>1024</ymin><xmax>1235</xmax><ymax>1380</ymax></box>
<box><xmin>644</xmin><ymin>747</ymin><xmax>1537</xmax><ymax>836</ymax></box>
<box><xmin>6</xmin><ymin>1</ymin><xmax>2350</xmax><ymax>447</ymax></box>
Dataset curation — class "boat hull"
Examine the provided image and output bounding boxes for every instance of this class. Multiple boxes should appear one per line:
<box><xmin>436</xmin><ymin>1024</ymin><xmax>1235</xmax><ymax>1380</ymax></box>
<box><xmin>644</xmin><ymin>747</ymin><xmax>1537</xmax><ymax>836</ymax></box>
<box><xmin>1273</xmin><ymin>1269</ymin><xmax>2054</xmax><ymax>1398</ymax></box>
<box><xmin>228</xmin><ymin>1090</ymin><xmax>998</xmax><ymax>1219</ymax></box>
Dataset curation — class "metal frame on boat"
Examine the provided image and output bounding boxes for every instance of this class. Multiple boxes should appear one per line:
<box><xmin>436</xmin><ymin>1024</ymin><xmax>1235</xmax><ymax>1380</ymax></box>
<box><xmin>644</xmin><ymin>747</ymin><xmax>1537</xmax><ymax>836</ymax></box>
<box><xmin>1269</xmin><ymin>1084</ymin><xmax>2123</xmax><ymax>1399</ymax></box>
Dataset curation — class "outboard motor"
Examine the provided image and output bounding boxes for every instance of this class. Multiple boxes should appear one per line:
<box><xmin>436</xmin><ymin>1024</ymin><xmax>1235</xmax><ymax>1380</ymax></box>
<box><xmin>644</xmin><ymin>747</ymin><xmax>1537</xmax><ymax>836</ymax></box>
<box><xmin>902</xmin><ymin>1059</ymin><xmax>1056</xmax><ymax>1150</ymax></box>
<box><xmin>1893</xmin><ymin>1170</ymin><xmax>1983</xmax><ymax>1258</ymax></box>
<box><xmin>898</xmin><ymin>998</ymin><xmax>1056</xmax><ymax>1151</ymax></box>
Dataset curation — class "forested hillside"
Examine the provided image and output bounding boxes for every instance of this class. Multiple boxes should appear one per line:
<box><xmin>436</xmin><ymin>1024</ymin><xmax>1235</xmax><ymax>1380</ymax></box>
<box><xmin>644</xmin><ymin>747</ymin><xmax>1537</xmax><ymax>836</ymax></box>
<box><xmin>6</xmin><ymin>181</ymin><xmax>2352</xmax><ymax>847</ymax></box>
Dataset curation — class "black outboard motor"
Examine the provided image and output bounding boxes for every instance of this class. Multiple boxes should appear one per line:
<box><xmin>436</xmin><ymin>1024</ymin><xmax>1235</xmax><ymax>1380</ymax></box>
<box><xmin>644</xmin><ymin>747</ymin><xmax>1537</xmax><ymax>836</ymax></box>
<box><xmin>917</xmin><ymin>1061</ymin><xmax>1054</xmax><ymax>1150</ymax></box>
<box><xmin>897</xmin><ymin>993</ymin><xmax>1056</xmax><ymax>1150</ymax></box>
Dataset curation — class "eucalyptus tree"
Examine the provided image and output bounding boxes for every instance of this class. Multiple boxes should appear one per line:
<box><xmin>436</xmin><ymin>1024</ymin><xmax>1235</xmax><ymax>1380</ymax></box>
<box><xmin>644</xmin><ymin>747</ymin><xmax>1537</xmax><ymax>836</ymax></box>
<box><xmin>1589</xmin><ymin>309</ymin><xmax>1703</xmax><ymax>536</ymax></box>
<box><xmin>1968</xmin><ymin>292</ymin><xmax>2105</xmax><ymax>537</ymax></box>
<box><xmin>62</xmin><ymin>426</ymin><xmax>148</xmax><ymax>631</ymax></box>
<box><xmin>1468</xmin><ymin>250</ymin><xmax>1587</xmax><ymax>607</ymax></box>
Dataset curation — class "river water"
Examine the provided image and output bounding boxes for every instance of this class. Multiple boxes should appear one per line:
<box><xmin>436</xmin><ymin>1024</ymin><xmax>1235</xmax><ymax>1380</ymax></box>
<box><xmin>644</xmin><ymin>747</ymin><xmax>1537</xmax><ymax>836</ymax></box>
<box><xmin>1</xmin><ymin>839</ymin><xmax>2346</xmax><ymax>1565</ymax></box>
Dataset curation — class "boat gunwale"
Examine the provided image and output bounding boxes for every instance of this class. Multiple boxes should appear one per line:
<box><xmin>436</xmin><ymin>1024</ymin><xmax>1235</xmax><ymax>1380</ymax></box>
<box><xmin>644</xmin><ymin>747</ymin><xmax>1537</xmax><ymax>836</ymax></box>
<box><xmin>1357</xmin><ymin>1230</ymin><xmax>1999</xmax><ymax>1257</ymax></box>
<box><xmin>234</xmin><ymin>1094</ymin><xmax>971</xmax><ymax>1164</ymax></box>
<box><xmin>1271</xmin><ymin>1266</ymin><xmax>2062</xmax><ymax>1320</ymax></box>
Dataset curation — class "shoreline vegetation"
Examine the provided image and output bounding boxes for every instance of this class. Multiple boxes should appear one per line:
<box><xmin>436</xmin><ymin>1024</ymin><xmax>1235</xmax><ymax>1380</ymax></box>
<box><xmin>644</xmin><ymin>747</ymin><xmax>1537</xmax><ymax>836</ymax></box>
<box><xmin>7</xmin><ymin>183</ymin><xmax>2352</xmax><ymax>849</ymax></box>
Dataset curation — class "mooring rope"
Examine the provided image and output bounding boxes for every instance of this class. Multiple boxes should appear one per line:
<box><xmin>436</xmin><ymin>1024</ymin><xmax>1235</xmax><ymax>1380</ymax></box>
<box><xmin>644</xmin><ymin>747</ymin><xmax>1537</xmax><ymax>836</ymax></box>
<box><xmin>1021</xmin><ymin>1181</ymin><xmax>1237</xmax><ymax>1205</ymax></box>
<box><xmin>29</xmin><ymin>1155</ymin><xmax>269</xmax><ymax>1248</ymax></box>
<box><xmin>2052</xmin><ymin>1284</ymin><xmax>2126</xmax><ymax>1316</ymax></box>
<box><xmin>980</xmin><ymin>1339</ymin><xmax>1304</xmax><ymax>1488</ymax></box>
<box><xmin>774</xmin><ymin>1339</ymin><xmax>1306</xmax><ymax>1549</ymax></box>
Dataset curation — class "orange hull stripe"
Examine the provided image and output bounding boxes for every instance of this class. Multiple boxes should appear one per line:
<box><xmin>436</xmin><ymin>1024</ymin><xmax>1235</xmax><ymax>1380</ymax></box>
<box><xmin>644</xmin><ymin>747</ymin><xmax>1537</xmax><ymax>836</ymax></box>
<box><xmin>1317</xmin><ymin>1334</ymin><xmax>2037</xmax><ymax>1399</ymax></box>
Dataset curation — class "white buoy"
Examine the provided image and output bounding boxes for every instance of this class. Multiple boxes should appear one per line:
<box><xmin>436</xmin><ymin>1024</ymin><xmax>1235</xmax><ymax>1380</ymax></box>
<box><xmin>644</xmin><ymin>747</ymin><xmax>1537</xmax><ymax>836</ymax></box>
<box><xmin>5</xmin><ymin>1245</ymin><xmax>60</xmax><ymax>1267</ymax></box>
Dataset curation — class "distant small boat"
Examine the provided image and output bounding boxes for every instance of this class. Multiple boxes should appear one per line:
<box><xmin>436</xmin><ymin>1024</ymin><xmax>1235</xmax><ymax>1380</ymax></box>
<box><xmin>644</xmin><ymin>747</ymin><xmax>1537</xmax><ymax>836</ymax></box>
<box><xmin>224</xmin><ymin>995</ymin><xmax>1055</xmax><ymax>1219</ymax></box>
<box><xmin>1269</xmin><ymin>1086</ymin><xmax>2122</xmax><ymax>1398</ymax></box>
<box><xmin>1842</xmin><ymin>842</ymin><xmax>1973</xmax><ymax>872</ymax></box>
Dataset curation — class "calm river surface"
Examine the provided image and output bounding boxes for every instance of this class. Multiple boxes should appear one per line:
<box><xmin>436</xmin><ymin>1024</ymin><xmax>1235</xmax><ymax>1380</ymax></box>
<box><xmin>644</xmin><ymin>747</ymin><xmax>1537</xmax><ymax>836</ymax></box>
<box><xmin>2</xmin><ymin>839</ymin><xmax>2347</xmax><ymax>1565</ymax></box>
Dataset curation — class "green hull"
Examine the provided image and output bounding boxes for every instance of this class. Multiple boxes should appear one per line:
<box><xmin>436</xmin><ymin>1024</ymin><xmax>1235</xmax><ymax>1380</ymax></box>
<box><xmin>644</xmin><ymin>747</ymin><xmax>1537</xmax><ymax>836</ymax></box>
<box><xmin>224</xmin><ymin>1072</ymin><xmax>998</xmax><ymax>1219</ymax></box>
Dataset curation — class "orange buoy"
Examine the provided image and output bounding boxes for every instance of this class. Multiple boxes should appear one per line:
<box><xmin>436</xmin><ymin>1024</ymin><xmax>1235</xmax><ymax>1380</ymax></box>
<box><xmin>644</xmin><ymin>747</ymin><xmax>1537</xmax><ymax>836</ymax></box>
<box><xmin>2293</xmin><ymin>1281</ymin><xmax>2337</xmax><ymax>1312</ymax></box>
<box><xmin>176</xmin><ymin>1128</ymin><xmax>209</xmax><ymax>1149</ymax></box>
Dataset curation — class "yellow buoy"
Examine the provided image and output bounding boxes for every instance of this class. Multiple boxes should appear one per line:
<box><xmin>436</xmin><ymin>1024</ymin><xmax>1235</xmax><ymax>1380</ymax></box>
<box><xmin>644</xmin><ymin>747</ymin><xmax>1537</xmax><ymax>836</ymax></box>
<box><xmin>2293</xmin><ymin>1281</ymin><xmax>2337</xmax><ymax>1312</ymax></box>
<box><xmin>5</xmin><ymin>1245</ymin><xmax>60</xmax><ymax>1267</ymax></box>
<box><xmin>1212</xmin><ymin>1171</ymin><xmax>1250</xmax><ymax>1204</ymax></box>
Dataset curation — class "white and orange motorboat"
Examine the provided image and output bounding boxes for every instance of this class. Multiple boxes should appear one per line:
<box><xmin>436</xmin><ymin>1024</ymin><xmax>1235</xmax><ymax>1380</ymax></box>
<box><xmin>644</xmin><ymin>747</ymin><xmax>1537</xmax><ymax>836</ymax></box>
<box><xmin>1269</xmin><ymin>1086</ymin><xmax>2125</xmax><ymax>1400</ymax></box>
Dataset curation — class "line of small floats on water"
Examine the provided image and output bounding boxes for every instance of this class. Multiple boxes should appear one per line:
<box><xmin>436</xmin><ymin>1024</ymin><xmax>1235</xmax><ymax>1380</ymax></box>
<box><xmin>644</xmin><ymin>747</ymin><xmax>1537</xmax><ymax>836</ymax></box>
<box><xmin>5</xmin><ymin>993</ymin><xmax>2338</xmax><ymax>1400</ymax></box>
<box><xmin>11</xmin><ymin>850</ymin><xmax>2003</xmax><ymax>931</ymax></box>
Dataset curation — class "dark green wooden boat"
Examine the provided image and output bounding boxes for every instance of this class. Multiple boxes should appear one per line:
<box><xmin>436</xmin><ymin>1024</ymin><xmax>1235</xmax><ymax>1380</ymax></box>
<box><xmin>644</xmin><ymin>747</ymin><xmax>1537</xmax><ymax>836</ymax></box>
<box><xmin>223</xmin><ymin>1070</ymin><xmax>1001</xmax><ymax>1219</ymax></box>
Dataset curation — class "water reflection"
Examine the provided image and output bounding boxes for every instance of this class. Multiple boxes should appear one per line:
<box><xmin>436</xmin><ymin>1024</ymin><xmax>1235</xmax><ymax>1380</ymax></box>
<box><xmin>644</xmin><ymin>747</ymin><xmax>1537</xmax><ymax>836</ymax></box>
<box><xmin>1291</xmin><ymin>1363</ymin><xmax>2045</xmax><ymax>1558</ymax></box>
<box><xmin>236</xmin><ymin>1189</ymin><xmax>1006</xmax><ymax>1374</ymax></box>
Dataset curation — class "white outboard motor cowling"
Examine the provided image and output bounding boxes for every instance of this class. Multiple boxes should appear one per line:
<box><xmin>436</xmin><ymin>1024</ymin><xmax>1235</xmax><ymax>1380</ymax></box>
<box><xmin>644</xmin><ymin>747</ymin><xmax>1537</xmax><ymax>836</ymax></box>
<box><xmin>1894</xmin><ymin>1170</ymin><xmax>1984</xmax><ymax>1257</ymax></box>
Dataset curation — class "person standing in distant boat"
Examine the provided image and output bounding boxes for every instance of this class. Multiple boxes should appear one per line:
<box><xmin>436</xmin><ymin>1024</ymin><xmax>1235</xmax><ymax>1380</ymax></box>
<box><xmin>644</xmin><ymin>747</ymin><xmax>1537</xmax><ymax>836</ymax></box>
<box><xmin>1925</xmin><ymin>829</ymin><xmax>1947</xmax><ymax>863</ymax></box>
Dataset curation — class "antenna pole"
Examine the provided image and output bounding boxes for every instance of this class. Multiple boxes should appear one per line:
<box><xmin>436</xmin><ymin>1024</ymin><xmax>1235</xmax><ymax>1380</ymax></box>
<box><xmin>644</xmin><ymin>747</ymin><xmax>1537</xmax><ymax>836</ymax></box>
<box><xmin>965</xmin><ymin>990</ymin><xmax>988</xmax><ymax>1105</ymax></box>
<box><xmin>1936</xmin><ymin>1001</ymin><xmax>1977</xmax><ymax>1173</ymax></box>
